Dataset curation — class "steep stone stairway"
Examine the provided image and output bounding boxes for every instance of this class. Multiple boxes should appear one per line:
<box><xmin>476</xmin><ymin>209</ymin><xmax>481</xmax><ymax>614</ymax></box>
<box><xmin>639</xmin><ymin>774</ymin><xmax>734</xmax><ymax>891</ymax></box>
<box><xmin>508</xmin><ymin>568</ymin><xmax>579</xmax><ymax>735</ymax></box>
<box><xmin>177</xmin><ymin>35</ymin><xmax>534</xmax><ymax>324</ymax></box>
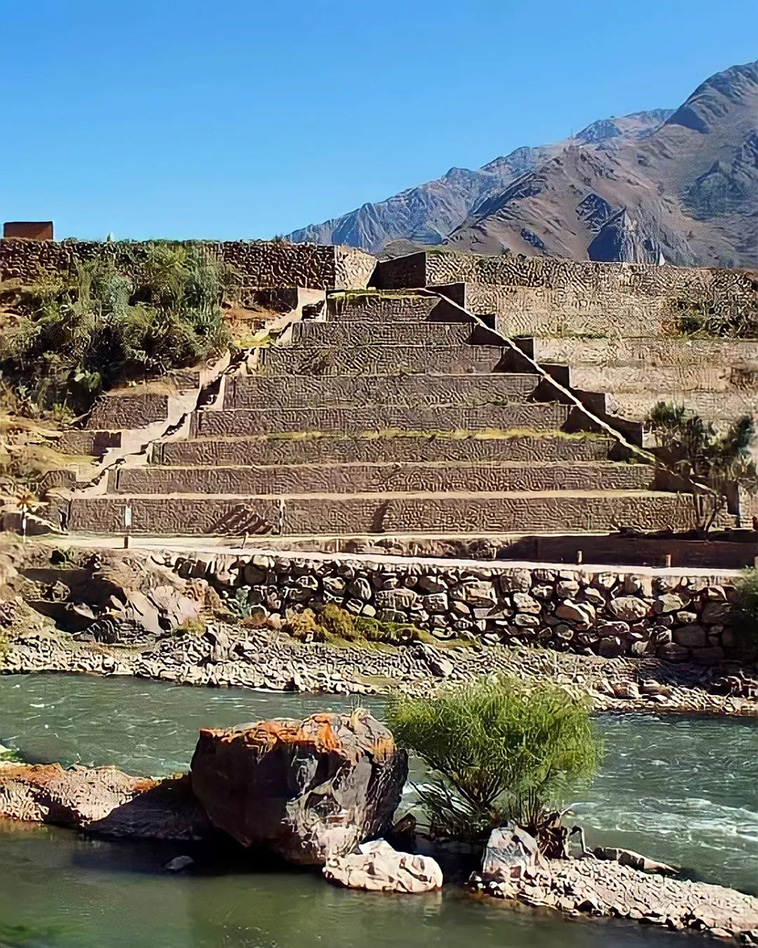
<box><xmin>67</xmin><ymin>290</ymin><xmax>727</xmax><ymax>541</ymax></box>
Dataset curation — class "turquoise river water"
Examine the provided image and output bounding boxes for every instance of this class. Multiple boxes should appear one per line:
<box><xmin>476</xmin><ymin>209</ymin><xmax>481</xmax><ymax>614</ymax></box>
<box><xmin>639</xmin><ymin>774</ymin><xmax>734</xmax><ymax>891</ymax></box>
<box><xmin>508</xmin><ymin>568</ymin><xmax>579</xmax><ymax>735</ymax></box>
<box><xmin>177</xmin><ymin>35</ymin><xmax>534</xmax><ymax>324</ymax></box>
<box><xmin>0</xmin><ymin>674</ymin><xmax>755</xmax><ymax>948</ymax></box>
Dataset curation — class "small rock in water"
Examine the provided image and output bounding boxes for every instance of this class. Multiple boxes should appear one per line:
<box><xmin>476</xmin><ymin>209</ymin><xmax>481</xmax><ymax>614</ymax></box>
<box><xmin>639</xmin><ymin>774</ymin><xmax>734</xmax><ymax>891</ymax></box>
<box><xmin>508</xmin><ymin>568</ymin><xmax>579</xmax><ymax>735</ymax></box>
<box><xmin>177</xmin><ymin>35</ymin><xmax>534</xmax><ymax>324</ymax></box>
<box><xmin>165</xmin><ymin>855</ymin><xmax>194</xmax><ymax>872</ymax></box>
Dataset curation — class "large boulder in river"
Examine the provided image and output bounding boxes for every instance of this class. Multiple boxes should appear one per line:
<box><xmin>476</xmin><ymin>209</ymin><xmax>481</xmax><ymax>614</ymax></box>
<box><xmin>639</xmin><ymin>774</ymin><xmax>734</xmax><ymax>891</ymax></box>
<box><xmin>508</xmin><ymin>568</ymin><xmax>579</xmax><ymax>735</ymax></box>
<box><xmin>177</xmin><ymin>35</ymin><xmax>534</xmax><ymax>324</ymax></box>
<box><xmin>190</xmin><ymin>710</ymin><xmax>408</xmax><ymax>865</ymax></box>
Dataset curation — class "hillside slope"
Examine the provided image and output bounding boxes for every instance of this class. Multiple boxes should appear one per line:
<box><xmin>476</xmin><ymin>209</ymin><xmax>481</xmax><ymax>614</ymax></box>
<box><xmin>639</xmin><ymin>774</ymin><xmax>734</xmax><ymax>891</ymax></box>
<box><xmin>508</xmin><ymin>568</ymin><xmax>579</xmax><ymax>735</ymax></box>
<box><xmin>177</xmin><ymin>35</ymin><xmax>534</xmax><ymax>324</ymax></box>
<box><xmin>446</xmin><ymin>61</ymin><xmax>758</xmax><ymax>266</ymax></box>
<box><xmin>287</xmin><ymin>111</ymin><xmax>670</xmax><ymax>254</ymax></box>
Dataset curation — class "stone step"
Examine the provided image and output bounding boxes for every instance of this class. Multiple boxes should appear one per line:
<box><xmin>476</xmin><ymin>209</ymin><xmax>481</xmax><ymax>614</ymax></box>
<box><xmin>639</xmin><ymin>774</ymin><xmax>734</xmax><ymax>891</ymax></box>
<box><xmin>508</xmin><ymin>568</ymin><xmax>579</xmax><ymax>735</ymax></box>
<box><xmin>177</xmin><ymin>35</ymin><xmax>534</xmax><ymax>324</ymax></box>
<box><xmin>157</xmin><ymin>431</ymin><xmax>614</xmax><ymax>467</ymax></box>
<box><xmin>191</xmin><ymin>402</ymin><xmax>570</xmax><ymax>438</ymax></box>
<box><xmin>528</xmin><ymin>336</ymin><xmax>758</xmax><ymax>368</ymax></box>
<box><xmin>224</xmin><ymin>373</ymin><xmax>539</xmax><ymax>410</ymax></box>
<box><xmin>69</xmin><ymin>490</ymin><xmax>724</xmax><ymax>538</ymax></box>
<box><xmin>290</xmin><ymin>320</ymin><xmax>477</xmax><ymax>347</ymax></box>
<box><xmin>611</xmin><ymin>391</ymin><xmax>758</xmax><ymax>425</ymax></box>
<box><xmin>259</xmin><ymin>343</ymin><xmax>506</xmax><ymax>377</ymax></box>
<box><xmin>326</xmin><ymin>292</ymin><xmax>439</xmax><ymax>321</ymax></box>
<box><xmin>111</xmin><ymin>460</ymin><xmax>654</xmax><ymax>496</ymax></box>
<box><xmin>570</xmin><ymin>363</ymin><xmax>754</xmax><ymax>394</ymax></box>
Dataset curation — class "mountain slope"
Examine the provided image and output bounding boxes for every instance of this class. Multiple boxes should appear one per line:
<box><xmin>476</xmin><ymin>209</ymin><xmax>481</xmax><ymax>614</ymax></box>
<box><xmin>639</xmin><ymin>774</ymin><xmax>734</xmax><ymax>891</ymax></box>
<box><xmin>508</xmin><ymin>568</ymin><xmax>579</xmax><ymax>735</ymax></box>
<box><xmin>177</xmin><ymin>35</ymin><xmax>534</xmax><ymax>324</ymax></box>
<box><xmin>445</xmin><ymin>61</ymin><xmax>758</xmax><ymax>266</ymax></box>
<box><xmin>287</xmin><ymin>111</ymin><xmax>670</xmax><ymax>254</ymax></box>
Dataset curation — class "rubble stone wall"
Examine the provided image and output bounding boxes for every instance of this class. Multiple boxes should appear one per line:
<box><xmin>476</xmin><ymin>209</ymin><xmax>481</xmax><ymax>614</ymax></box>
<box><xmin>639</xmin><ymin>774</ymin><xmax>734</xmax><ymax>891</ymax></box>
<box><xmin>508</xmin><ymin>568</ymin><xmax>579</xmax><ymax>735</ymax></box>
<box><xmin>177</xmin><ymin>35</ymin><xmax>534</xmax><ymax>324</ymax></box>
<box><xmin>173</xmin><ymin>551</ymin><xmax>743</xmax><ymax>665</ymax></box>
<box><xmin>0</xmin><ymin>239</ymin><xmax>375</xmax><ymax>290</ymax></box>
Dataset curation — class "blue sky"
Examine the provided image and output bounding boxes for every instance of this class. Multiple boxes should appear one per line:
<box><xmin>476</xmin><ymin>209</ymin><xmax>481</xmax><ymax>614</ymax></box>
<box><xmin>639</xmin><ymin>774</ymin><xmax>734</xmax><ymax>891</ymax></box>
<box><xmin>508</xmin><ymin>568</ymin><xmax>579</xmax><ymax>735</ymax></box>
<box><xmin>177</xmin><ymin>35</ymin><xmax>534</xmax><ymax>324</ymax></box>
<box><xmin>3</xmin><ymin>0</ymin><xmax>755</xmax><ymax>240</ymax></box>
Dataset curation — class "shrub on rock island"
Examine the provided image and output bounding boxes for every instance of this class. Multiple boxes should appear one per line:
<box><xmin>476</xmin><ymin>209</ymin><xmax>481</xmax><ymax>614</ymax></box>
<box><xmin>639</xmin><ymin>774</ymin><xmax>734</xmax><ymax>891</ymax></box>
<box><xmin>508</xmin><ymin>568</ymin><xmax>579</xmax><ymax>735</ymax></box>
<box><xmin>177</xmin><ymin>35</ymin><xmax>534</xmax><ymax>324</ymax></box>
<box><xmin>386</xmin><ymin>676</ymin><xmax>600</xmax><ymax>852</ymax></box>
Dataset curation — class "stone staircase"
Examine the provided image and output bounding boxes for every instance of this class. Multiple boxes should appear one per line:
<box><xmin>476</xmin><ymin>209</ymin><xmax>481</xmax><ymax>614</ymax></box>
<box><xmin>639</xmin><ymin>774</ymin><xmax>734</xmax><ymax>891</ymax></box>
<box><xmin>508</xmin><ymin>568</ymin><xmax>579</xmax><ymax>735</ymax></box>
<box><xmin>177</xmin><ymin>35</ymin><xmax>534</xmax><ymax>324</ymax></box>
<box><xmin>65</xmin><ymin>289</ymin><xmax>731</xmax><ymax>542</ymax></box>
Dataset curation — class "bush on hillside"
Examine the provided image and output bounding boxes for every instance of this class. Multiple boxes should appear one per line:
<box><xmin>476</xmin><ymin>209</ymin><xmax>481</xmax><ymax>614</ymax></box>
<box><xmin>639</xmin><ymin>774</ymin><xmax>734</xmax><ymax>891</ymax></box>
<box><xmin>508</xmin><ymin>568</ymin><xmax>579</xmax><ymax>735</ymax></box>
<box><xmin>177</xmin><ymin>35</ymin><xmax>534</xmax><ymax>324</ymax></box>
<box><xmin>386</xmin><ymin>676</ymin><xmax>600</xmax><ymax>851</ymax></box>
<box><xmin>0</xmin><ymin>243</ymin><xmax>234</xmax><ymax>415</ymax></box>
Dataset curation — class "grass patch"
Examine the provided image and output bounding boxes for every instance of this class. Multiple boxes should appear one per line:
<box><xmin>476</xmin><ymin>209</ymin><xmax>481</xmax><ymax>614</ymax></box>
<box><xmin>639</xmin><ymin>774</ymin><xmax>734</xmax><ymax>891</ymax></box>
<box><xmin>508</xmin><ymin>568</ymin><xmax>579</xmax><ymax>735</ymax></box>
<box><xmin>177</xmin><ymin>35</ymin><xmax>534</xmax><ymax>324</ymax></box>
<box><xmin>284</xmin><ymin>603</ymin><xmax>434</xmax><ymax>647</ymax></box>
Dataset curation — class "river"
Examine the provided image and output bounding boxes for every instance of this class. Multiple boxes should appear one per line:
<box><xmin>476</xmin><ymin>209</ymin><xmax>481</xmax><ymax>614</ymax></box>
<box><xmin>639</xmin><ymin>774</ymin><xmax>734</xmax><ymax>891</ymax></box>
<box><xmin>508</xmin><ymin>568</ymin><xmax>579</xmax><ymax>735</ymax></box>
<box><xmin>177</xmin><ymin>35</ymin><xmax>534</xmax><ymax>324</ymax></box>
<box><xmin>0</xmin><ymin>674</ymin><xmax>755</xmax><ymax>948</ymax></box>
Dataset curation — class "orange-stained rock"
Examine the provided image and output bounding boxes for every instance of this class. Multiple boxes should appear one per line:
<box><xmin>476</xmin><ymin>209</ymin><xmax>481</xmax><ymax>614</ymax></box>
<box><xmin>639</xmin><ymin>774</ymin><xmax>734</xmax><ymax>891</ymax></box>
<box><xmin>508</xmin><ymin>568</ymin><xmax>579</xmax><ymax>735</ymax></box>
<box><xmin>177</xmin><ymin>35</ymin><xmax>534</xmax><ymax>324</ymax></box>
<box><xmin>0</xmin><ymin>763</ymin><xmax>210</xmax><ymax>840</ymax></box>
<box><xmin>190</xmin><ymin>710</ymin><xmax>407</xmax><ymax>865</ymax></box>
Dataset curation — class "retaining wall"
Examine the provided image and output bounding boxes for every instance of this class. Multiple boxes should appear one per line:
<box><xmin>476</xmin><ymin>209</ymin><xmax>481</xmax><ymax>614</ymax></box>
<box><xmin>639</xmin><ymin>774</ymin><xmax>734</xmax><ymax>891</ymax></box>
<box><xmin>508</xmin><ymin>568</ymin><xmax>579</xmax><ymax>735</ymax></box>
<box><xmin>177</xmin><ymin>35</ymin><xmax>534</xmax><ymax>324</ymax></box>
<box><xmin>0</xmin><ymin>239</ymin><xmax>375</xmax><ymax>290</ymax></box>
<box><xmin>68</xmin><ymin>491</ymin><xmax>727</xmax><ymax>537</ymax></box>
<box><xmin>173</xmin><ymin>550</ymin><xmax>745</xmax><ymax>665</ymax></box>
<box><xmin>112</xmin><ymin>460</ymin><xmax>654</xmax><ymax>497</ymax></box>
<box><xmin>87</xmin><ymin>393</ymin><xmax>169</xmax><ymax>430</ymax></box>
<box><xmin>373</xmin><ymin>252</ymin><xmax>758</xmax><ymax>335</ymax></box>
<box><xmin>225</xmin><ymin>373</ymin><xmax>537</xmax><ymax>409</ymax></box>
<box><xmin>190</xmin><ymin>402</ymin><xmax>570</xmax><ymax>437</ymax></box>
<box><xmin>157</xmin><ymin>433</ymin><xmax>615</xmax><ymax>468</ymax></box>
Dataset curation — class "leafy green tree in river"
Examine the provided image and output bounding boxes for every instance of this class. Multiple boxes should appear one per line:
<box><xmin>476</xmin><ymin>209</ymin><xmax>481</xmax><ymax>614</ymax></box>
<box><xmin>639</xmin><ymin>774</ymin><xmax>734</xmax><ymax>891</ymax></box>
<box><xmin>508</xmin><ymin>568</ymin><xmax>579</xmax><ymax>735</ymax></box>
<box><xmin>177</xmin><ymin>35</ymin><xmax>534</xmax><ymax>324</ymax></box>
<box><xmin>386</xmin><ymin>676</ymin><xmax>600</xmax><ymax>853</ymax></box>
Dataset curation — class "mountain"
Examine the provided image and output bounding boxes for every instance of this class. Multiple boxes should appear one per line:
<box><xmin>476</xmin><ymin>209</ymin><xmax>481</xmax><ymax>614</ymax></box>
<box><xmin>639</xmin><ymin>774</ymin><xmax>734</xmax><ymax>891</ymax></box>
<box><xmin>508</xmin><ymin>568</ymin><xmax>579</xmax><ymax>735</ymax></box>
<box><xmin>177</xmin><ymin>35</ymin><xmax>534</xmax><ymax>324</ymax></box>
<box><xmin>286</xmin><ymin>111</ymin><xmax>671</xmax><ymax>254</ymax></box>
<box><xmin>445</xmin><ymin>61</ymin><xmax>758</xmax><ymax>266</ymax></box>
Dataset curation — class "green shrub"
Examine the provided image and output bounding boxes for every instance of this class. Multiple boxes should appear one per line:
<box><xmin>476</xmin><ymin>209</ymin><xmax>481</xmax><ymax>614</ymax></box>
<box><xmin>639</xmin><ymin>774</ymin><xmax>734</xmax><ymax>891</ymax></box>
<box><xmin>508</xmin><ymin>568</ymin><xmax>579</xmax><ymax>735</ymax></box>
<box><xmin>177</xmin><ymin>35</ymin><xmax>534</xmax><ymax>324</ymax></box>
<box><xmin>386</xmin><ymin>676</ymin><xmax>600</xmax><ymax>847</ymax></box>
<box><xmin>649</xmin><ymin>402</ymin><xmax>757</xmax><ymax>532</ymax></box>
<box><xmin>283</xmin><ymin>603</ymin><xmax>427</xmax><ymax>646</ymax></box>
<box><xmin>733</xmin><ymin>568</ymin><xmax>758</xmax><ymax>657</ymax></box>
<box><xmin>0</xmin><ymin>244</ymin><xmax>234</xmax><ymax>415</ymax></box>
<box><xmin>171</xmin><ymin>617</ymin><xmax>205</xmax><ymax>637</ymax></box>
<box><xmin>284</xmin><ymin>608</ymin><xmax>325</xmax><ymax>642</ymax></box>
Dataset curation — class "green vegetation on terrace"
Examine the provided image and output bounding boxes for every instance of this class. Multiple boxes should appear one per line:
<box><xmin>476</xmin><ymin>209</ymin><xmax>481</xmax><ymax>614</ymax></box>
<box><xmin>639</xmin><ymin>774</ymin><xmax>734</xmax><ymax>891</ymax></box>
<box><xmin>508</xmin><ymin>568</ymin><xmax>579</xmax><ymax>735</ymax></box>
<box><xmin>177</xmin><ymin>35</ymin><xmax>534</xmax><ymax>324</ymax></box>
<box><xmin>672</xmin><ymin>297</ymin><xmax>758</xmax><ymax>338</ymax></box>
<box><xmin>284</xmin><ymin>603</ymin><xmax>439</xmax><ymax>647</ymax></box>
<box><xmin>649</xmin><ymin>401</ymin><xmax>757</xmax><ymax>532</ymax></box>
<box><xmin>0</xmin><ymin>243</ymin><xmax>239</xmax><ymax>417</ymax></box>
<box><xmin>387</xmin><ymin>676</ymin><xmax>600</xmax><ymax>850</ymax></box>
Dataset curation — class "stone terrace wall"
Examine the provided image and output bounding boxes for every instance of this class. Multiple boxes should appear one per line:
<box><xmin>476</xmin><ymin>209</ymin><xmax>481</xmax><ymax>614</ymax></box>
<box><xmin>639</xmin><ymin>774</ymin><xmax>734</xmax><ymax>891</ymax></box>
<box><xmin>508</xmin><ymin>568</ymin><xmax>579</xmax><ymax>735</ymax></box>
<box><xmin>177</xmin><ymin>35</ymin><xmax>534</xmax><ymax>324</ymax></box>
<box><xmin>374</xmin><ymin>251</ymin><xmax>758</xmax><ymax>335</ymax></box>
<box><xmin>173</xmin><ymin>552</ymin><xmax>742</xmax><ymax>666</ymax></box>
<box><xmin>0</xmin><ymin>239</ymin><xmax>376</xmax><ymax>290</ymax></box>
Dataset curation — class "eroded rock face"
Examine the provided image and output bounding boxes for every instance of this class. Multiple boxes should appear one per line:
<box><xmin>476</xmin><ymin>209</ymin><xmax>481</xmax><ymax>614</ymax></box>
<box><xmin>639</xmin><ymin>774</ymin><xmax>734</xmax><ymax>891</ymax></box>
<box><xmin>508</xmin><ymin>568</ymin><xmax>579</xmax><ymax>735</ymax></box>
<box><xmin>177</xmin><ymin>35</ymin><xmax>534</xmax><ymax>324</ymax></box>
<box><xmin>324</xmin><ymin>839</ymin><xmax>443</xmax><ymax>893</ymax></box>
<box><xmin>190</xmin><ymin>710</ymin><xmax>408</xmax><ymax>865</ymax></box>
<box><xmin>0</xmin><ymin>763</ymin><xmax>209</xmax><ymax>840</ymax></box>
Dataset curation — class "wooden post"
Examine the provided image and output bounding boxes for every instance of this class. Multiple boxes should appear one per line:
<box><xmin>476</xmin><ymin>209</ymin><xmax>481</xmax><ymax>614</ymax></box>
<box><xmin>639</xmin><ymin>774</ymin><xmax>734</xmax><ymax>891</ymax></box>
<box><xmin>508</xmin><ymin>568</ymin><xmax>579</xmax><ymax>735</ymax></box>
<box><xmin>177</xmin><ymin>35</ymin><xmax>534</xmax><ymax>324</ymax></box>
<box><xmin>664</xmin><ymin>553</ymin><xmax>672</xmax><ymax>568</ymax></box>
<box><xmin>576</xmin><ymin>550</ymin><xmax>583</xmax><ymax>564</ymax></box>
<box><xmin>123</xmin><ymin>502</ymin><xmax>132</xmax><ymax>549</ymax></box>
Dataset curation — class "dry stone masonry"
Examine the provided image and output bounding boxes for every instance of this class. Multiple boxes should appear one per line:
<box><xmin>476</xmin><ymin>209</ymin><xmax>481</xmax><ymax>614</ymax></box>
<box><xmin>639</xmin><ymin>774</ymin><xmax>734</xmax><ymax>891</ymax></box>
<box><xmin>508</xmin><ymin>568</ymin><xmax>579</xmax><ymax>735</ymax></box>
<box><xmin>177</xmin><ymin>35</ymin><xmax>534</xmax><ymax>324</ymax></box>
<box><xmin>174</xmin><ymin>551</ymin><xmax>743</xmax><ymax>665</ymax></box>
<box><xmin>59</xmin><ymin>279</ymin><xmax>740</xmax><ymax>541</ymax></box>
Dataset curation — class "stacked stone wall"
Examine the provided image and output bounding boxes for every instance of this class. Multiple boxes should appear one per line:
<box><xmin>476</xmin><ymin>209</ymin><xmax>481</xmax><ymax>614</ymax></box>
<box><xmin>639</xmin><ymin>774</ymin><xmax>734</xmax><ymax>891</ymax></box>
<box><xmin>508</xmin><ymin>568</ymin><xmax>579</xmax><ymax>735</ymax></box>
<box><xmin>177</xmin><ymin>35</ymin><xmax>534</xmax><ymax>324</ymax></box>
<box><xmin>174</xmin><ymin>551</ymin><xmax>744</xmax><ymax>666</ymax></box>
<box><xmin>88</xmin><ymin>393</ymin><xmax>169</xmax><ymax>430</ymax></box>
<box><xmin>0</xmin><ymin>239</ymin><xmax>375</xmax><ymax>290</ymax></box>
<box><xmin>374</xmin><ymin>252</ymin><xmax>758</xmax><ymax>335</ymax></box>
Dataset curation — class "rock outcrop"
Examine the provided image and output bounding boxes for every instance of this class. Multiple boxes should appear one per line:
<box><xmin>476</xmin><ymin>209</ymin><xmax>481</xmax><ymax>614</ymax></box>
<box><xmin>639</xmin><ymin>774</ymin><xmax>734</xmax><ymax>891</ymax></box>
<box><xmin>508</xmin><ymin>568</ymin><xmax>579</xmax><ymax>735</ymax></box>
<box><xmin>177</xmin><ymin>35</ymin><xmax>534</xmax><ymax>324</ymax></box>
<box><xmin>190</xmin><ymin>710</ymin><xmax>408</xmax><ymax>865</ymax></box>
<box><xmin>324</xmin><ymin>839</ymin><xmax>443</xmax><ymax>894</ymax></box>
<box><xmin>0</xmin><ymin>763</ymin><xmax>209</xmax><ymax>840</ymax></box>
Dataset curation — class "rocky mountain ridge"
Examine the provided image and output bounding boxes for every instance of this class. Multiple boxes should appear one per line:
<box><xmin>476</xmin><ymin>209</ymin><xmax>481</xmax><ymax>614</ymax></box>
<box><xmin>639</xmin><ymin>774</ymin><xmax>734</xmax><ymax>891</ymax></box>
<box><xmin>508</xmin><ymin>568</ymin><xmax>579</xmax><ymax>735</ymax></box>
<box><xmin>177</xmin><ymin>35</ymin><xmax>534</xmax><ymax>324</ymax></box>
<box><xmin>289</xmin><ymin>61</ymin><xmax>758</xmax><ymax>267</ymax></box>
<box><xmin>287</xmin><ymin>111</ymin><xmax>672</xmax><ymax>255</ymax></box>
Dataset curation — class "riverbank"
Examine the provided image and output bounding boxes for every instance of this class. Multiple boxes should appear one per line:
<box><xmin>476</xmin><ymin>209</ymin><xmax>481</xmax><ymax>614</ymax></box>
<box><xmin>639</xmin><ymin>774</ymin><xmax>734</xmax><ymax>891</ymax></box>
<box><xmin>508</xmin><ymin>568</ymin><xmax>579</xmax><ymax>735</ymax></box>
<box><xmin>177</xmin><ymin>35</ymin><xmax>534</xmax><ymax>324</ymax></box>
<box><xmin>3</xmin><ymin>620</ymin><xmax>757</xmax><ymax>717</ymax></box>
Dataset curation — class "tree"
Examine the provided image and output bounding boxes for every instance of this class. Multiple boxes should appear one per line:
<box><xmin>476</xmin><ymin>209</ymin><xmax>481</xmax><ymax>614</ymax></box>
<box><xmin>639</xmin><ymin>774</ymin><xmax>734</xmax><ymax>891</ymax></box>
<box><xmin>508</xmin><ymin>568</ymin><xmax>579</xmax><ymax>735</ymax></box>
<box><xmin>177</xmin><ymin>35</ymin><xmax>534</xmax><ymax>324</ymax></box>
<box><xmin>385</xmin><ymin>676</ymin><xmax>600</xmax><ymax>852</ymax></box>
<box><xmin>649</xmin><ymin>402</ymin><xmax>757</xmax><ymax>533</ymax></box>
